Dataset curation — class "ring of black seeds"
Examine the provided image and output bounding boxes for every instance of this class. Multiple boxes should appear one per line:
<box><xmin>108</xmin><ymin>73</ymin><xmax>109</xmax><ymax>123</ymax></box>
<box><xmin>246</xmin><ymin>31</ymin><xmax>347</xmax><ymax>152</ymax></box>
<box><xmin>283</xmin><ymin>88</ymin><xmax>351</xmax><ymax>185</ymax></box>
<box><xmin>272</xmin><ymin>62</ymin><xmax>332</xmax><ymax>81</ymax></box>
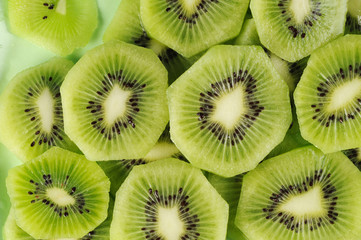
<box><xmin>310</xmin><ymin>63</ymin><xmax>361</xmax><ymax>127</ymax></box>
<box><xmin>42</xmin><ymin>2</ymin><xmax>55</xmax><ymax>20</ymax></box>
<box><xmin>86</xmin><ymin>70</ymin><xmax>146</xmax><ymax>141</ymax></box>
<box><xmin>141</xmin><ymin>188</ymin><xmax>200</xmax><ymax>240</ymax></box>
<box><xmin>28</xmin><ymin>175</ymin><xmax>90</xmax><ymax>217</ymax></box>
<box><xmin>197</xmin><ymin>69</ymin><xmax>264</xmax><ymax>146</ymax></box>
<box><xmin>343</xmin><ymin>149</ymin><xmax>361</xmax><ymax>169</ymax></box>
<box><xmin>25</xmin><ymin>75</ymin><xmax>65</xmax><ymax>148</ymax></box>
<box><xmin>262</xmin><ymin>169</ymin><xmax>338</xmax><ymax>232</ymax></box>
<box><xmin>277</xmin><ymin>0</ymin><xmax>322</xmax><ymax>38</ymax></box>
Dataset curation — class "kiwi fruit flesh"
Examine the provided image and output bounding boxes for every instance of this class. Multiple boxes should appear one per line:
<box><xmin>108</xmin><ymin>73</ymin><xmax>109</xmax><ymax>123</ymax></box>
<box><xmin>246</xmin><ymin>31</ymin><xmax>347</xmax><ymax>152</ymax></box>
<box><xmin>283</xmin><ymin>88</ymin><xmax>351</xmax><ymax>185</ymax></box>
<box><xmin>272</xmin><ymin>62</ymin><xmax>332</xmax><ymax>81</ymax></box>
<box><xmin>342</xmin><ymin>148</ymin><xmax>361</xmax><ymax>170</ymax></box>
<box><xmin>103</xmin><ymin>0</ymin><xmax>191</xmax><ymax>84</ymax></box>
<box><xmin>168</xmin><ymin>45</ymin><xmax>291</xmax><ymax>177</ymax></box>
<box><xmin>236</xmin><ymin>145</ymin><xmax>361</xmax><ymax>240</ymax></box>
<box><xmin>61</xmin><ymin>40</ymin><xmax>169</xmax><ymax>161</ymax></box>
<box><xmin>140</xmin><ymin>0</ymin><xmax>250</xmax><ymax>58</ymax></box>
<box><xmin>233</xmin><ymin>18</ymin><xmax>261</xmax><ymax>46</ymax></box>
<box><xmin>7</xmin><ymin>0</ymin><xmax>98</xmax><ymax>56</ymax></box>
<box><xmin>6</xmin><ymin>147</ymin><xmax>110</xmax><ymax>239</ymax></box>
<box><xmin>345</xmin><ymin>0</ymin><xmax>361</xmax><ymax>34</ymax></box>
<box><xmin>0</xmin><ymin>58</ymin><xmax>79</xmax><ymax>162</ymax></box>
<box><xmin>110</xmin><ymin>158</ymin><xmax>228</xmax><ymax>239</ymax></box>
<box><xmin>251</xmin><ymin>0</ymin><xmax>347</xmax><ymax>62</ymax></box>
<box><xmin>294</xmin><ymin>35</ymin><xmax>361</xmax><ymax>153</ymax></box>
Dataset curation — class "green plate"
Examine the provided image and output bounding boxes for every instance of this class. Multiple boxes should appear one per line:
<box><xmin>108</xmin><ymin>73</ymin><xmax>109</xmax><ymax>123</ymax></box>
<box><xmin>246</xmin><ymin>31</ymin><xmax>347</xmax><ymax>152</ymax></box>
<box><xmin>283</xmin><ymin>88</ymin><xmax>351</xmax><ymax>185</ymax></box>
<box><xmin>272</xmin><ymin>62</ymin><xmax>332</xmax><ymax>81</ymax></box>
<box><xmin>0</xmin><ymin>0</ymin><xmax>119</xmax><ymax>236</ymax></box>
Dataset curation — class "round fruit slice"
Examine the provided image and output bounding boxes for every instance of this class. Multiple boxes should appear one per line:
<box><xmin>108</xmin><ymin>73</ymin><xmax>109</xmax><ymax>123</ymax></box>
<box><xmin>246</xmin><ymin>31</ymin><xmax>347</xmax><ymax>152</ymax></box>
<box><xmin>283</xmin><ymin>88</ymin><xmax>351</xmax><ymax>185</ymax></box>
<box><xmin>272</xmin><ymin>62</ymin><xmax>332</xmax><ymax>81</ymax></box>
<box><xmin>168</xmin><ymin>45</ymin><xmax>291</xmax><ymax>177</ymax></box>
<box><xmin>8</xmin><ymin>0</ymin><xmax>98</xmax><ymax>56</ymax></box>
<box><xmin>0</xmin><ymin>58</ymin><xmax>79</xmax><ymax>162</ymax></box>
<box><xmin>294</xmin><ymin>35</ymin><xmax>361</xmax><ymax>153</ymax></box>
<box><xmin>235</xmin><ymin>146</ymin><xmax>361</xmax><ymax>240</ymax></box>
<box><xmin>6</xmin><ymin>147</ymin><xmax>110</xmax><ymax>239</ymax></box>
<box><xmin>110</xmin><ymin>158</ymin><xmax>228</xmax><ymax>240</ymax></box>
<box><xmin>140</xmin><ymin>0</ymin><xmax>250</xmax><ymax>58</ymax></box>
<box><xmin>61</xmin><ymin>41</ymin><xmax>169</xmax><ymax>160</ymax></box>
<box><xmin>251</xmin><ymin>0</ymin><xmax>346</xmax><ymax>62</ymax></box>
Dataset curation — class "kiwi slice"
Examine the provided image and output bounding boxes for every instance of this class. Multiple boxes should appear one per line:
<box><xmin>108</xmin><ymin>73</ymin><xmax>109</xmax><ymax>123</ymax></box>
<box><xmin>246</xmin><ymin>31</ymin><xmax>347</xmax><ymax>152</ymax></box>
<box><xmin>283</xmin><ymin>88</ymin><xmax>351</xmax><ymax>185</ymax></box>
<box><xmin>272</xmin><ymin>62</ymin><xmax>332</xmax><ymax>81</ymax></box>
<box><xmin>7</xmin><ymin>0</ymin><xmax>98</xmax><ymax>56</ymax></box>
<box><xmin>103</xmin><ymin>0</ymin><xmax>191</xmax><ymax>84</ymax></box>
<box><xmin>61</xmin><ymin>40</ymin><xmax>169</xmax><ymax>161</ymax></box>
<box><xmin>0</xmin><ymin>58</ymin><xmax>79</xmax><ymax>162</ymax></box>
<box><xmin>294</xmin><ymin>35</ymin><xmax>361</xmax><ymax>153</ymax></box>
<box><xmin>207</xmin><ymin>174</ymin><xmax>247</xmax><ymax>240</ymax></box>
<box><xmin>235</xmin><ymin>145</ymin><xmax>361</xmax><ymax>239</ymax></box>
<box><xmin>345</xmin><ymin>0</ymin><xmax>361</xmax><ymax>34</ymax></box>
<box><xmin>6</xmin><ymin>147</ymin><xmax>110</xmax><ymax>239</ymax></box>
<box><xmin>251</xmin><ymin>0</ymin><xmax>346</xmax><ymax>62</ymax></box>
<box><xmin>342</xmin><ymin>148</ymin><xmax>361</xmax><ymax>170</ymax></box>
<box><xmin>110</xmin><ymin>158</ymin><xmax>228</xmax><ymax>239</ymax></box>
<box><xmin>168</xmin><ymin>45</ymin><xmax>291</xmax><ymax>177</ymax></box>
<box><xmin>140</xmin><ymin>0</ymin><xmax>250</xmax><ymax>58</ymax></box>
<box><xmin>233</xmin><ymin>18</ymin><xmax>261</xmax><ymax>46</ymax></box>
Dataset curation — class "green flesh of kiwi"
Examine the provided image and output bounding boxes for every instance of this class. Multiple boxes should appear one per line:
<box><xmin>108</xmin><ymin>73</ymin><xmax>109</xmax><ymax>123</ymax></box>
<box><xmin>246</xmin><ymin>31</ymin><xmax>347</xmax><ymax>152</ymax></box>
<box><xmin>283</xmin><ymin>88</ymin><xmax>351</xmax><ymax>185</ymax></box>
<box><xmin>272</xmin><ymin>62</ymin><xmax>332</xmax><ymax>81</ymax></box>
<box><xmin>5</xmin><ymin>147</ymin><xmax>110</xmax><ymax>239</ymax></box>
<box><xmin>251</xmin><ymin>0</ymin><xmax>347</xmax><ymax>62</ymax></box>
<box><xmin>140</xmin><ymin>0</ymin><xmax>250</xmax><ymax>58</ymax></box>
<box><xmin>342</xmin><ymin>148</ymin><xmax>361</xmax><ymax>170</ymax></box>
<box><xmin>168</xmin><ymin>45</ymin><xmax>291</xmax><ymax>177</ymax></box>
<box><xmin>61</xmin><ymin>41</ymin><xmax>169</xmax><ymax>160</ymax></box>
<box><xmin>345</xmin><ymin>0</ymin><xmax>361</xmax><ymax>34</ymax></box>
<box><xmin>0</xmin><ymin>58</ymin><xmax>80</xmax><ymax>162</ymax></box>
<box><xmin>294</xmin><ymin>35</ymin><xmax>361</xmax><ymax>153</ymax></box>
<box><xmin>7</xmin><ymin>0</ymin><xmax>98</xmax><ymax>56</ymax></box>
<box><xmin>207</xmin><ymin>173</ymin><xmax>248</xmax><ymax>240</ymax></box>
<box><xmin>233</xmin><ymin>18</ymin><xmax>261</xmax><ymax>46</ymax></box>
<box><xmin>110</xmin><ymin>158</ymin><xmax>228</xmax><ymax>240</ymax></box>
<box><xmin>103</xmin><ymin>0</ymin><xmax>191</xmax><ymax>84</ymax></box>
<box><xmin>236</xmin><ymin>145</ymin><xmax>361</xmax><ymax>240</ymax></box>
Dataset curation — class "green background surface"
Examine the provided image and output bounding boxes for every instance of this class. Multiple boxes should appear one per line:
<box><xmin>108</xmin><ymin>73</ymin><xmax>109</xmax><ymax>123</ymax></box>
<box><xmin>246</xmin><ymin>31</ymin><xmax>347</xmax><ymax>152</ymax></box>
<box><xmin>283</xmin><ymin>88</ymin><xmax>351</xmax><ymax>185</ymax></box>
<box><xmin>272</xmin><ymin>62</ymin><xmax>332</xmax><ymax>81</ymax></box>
<box><xmin>0</xmin><ymin>0</ymin><xmax>119</xmax><ymax>236</ymax></box>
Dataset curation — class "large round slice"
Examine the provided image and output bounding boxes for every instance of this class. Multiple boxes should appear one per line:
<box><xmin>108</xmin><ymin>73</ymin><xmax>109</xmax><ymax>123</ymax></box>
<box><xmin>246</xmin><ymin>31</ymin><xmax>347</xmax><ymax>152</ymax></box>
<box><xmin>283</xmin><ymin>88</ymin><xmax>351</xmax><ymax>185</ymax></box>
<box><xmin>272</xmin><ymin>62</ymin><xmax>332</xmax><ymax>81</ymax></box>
<box><xmin>294</xmin><ymin>35</ymin><xmax>361</xmax><ymax>153</ymax></box>
<box><xmin>8</xmin><ymin>0</ymin><xmax>98</xmax><ymax>56</ymax></box>
<box><xmin>235</xmin><ymin>146</ymin><xmax>361</xmax><ymax>240</ymax></box>
<box><xmin>6</xmin><ymin>147</ymin><xmax>110</xmax><ymax>239</ymax></box>
<box><xmin>251</xmin><ymin>0</ymin><xmax>346</xmax><ymax>62</ymax></box>
<box><xmin>110</xmin><ymin>158</ymin><xmax>228</xmax><ymax>240</ymax></box>
<box><xmin>140</xmin><ymin>0</ymin><xmax>250</xmax><ymax>58</ymax></box>
<box><xmin>168</xmin><ymin>45</ymin><xmax>292</xmax><ymax>177</ymax></box>
<box><xmin>61</xmin><ymin>41</ymin><xmax>169</xmax><ymax>160</ymax></box>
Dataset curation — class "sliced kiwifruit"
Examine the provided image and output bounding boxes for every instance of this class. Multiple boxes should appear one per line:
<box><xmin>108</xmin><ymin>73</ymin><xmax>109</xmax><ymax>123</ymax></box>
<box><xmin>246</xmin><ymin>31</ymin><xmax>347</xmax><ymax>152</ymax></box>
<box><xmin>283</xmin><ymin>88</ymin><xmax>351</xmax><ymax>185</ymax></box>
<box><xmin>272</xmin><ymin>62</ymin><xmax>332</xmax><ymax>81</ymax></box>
<box><xmin>103</xmin><ymin>0</ymin><xmax>191</xmax><ymax>84</ymax></box>
<box><xmin>251</xmin><ymin>0</ymin><xmax>346</xmax><ymax>62</ymax></box>
<box><xmin>168</xmin><ymin>45</ymin><xmax>291</xmax><ymax>177</ymax></box>
<box><xmin>6</xmin><ymin>147</ymin><xmax>110</xmax><ymax>239</ymax></box>
<box><xmin>8</xmin><ymin>0</ymin><xmax>98</xmax><ymax>56</ymax></box>
<box><xmin>233</xmin><ymin>18</ymin><xmax>261</xmax><ymax>46</ymax></box>
<box><xmin>0</xmin><ymin>58</ymin><xmax>79</xmax><ymax>162</ymax></box>
<box><xmin>3</xmin><ymin>209</ymin><xmax>33</xmax><ymax>240</ymax></box>
<box><xmin>140</xmin><ymin>0</ymin><xmax>250</xmax><ymax>58</ymax></box>
<box><xmin>61</xmin><ymin>40</ymin><xmax>169</xmax><ymax>161</ymax></box>
<box><xmin>207</xmin><ymin>173</ymin><xmax>247</xmax><ymax>240</ymax></box>
<box><xmin>342</xmin><ymin>148</ymin><xmax>361</xmax><ymax>170</ymax></box>
<box><xmin>110</xmin><ymin>158</ymin><xmax>228</xmax><ymax>239</ymax></box>
<box><xmin>236</xmin><ymin>145</ymin><xmax>361</xmax><ymax>240</ymax></box>
<box><xmin>294</xmin><ymin>35</ymin><xmax>361</xmax><ymax>153</ymax></box>
<box><xmin>345</xmin><ymin>0</ymin><xmax>361</xmax><ymax>34</ymax></box>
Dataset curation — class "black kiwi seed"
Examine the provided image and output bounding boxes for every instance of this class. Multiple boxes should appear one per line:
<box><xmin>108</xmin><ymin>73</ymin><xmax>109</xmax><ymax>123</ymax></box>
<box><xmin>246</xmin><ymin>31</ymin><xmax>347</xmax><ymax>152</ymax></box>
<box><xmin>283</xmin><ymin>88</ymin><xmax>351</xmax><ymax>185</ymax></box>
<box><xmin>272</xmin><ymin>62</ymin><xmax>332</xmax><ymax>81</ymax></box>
<box><xmin>140</xmin><ymin>187</ymin><xmax>201</xmax><ymax>239</ymax></box>
<box><xmin>262</xmin><ymin>169</ymin><xmax>338</xmax><ymax>232</ymax></box>
<box><xmin>86</xmin><ymin>70</ymin><xmax>146</xmax><ymax>141</ymax></box>
<box><xmin>343</xmin><ymin>148</ymin><xmax>361</xmax><ymax>169</ymax></box>
<box><xmin>197</xmin><ymin>69</ymin><xmax>264</xmax><ymax>145</ymax></box>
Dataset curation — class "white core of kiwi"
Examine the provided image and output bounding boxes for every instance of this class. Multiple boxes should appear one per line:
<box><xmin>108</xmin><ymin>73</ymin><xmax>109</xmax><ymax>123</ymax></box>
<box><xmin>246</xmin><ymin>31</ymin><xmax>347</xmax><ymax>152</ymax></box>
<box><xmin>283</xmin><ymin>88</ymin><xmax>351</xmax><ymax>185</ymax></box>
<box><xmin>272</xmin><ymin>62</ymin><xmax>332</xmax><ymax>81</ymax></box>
<box><xmin>211</xmin><ymin>86</ymin><xmax>247</xmax><ymax>130</ymax></box>
<box><xmin>279</xmin><ymin>185</ymin><xmax>325</xmax><ymax>217</ymax></box>
<box><xmin>348</xmin><ymin>0</ymin><xmax>361</xmax><ymax>18</ymax></box>
<box><xmin>46</xmin><ymin>188</ymin><xmax>75</xmax><ymax>206</ymax></box>
<box><xmin>56</xmin><ymin>0</ymin><xmax>67</xmax><ymax>15</ymax></box>
<box><xmin>157</xmin><ymin>206</ymin><xmax>185</xmax><ymax>240</ymax></box>
<box><xmin>326</xmin><ymin>78</ymin><xmax>361</xmax><ymax>112</ymax></box>
<box><xmin>37</xmin><ymin>88</ymin><xmax>55</xmax><ymax>133</ymax></box>
<box><xmin>103</xmin><ymin>84</ymin><xmax>131</xmax><ymax>125</ymax></box>
<box><xmin>144</xmin><ymin>142</ymin><xmax>180</xmax><ymax>161</ymax></box>
<box><xmin>289</xmin><ymin>0</ymin><xmax>311</xmax><ymax>24</ymax></box>
<box><xmin>181</xmin><ymin>0</ymin><xmax>203</xmax><ymax>13</ymax></box>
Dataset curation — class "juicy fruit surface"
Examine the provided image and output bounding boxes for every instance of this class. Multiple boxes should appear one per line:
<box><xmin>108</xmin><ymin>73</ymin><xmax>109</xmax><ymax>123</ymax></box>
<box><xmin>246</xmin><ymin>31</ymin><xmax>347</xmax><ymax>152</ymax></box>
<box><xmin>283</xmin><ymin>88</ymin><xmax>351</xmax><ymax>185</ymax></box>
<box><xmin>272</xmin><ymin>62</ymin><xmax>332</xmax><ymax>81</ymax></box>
<box><xmin>140</xmin><ymin>0</ymin><xmax>250</xmax><ymax>57</ymax></box>
<box><xmin>6</xmin><ymin>147</ymin><xmax>110</xmax><ymax>239</ymax></box>
<box><xmin>61</xmin><ymin>41</ymin><xmax>169</xmax><ymax>160</ymax></box>
<box><xmin>345</xmin><ymin>0</ymin><xmax>361</xmax><ymax>34</ymax></box>
<box><xmin>294</xmin><ymin>35</ymin><xmax>361</xmax><ymax>153</ymax></box>
<box><xmin>110</xmin><ymin>158</ymin><xmax>228</xmax><ymax>240</ymax></box>
<box><xmin>236</xmin><ymin>146</ymin><xmax>361</xmax><ymax>240</ymax></box>
<box><xmin>0</xmin><ymin>58</ymin><xmax>79</xmax><ymax>162</ymax></box>
<box><xmin>168</xmin><ymin>45</ymin><xmax>291</xmax><ymax>177</ymax></box>
<box><xmin>251</xmin><ymin>0</ymin><xmax>346</xmax><ymax>62</ymax></box>
<box><xmin>8</xmin><ymin>0</ymin><xmax>98</xmax><ymax>56</ymax></box>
